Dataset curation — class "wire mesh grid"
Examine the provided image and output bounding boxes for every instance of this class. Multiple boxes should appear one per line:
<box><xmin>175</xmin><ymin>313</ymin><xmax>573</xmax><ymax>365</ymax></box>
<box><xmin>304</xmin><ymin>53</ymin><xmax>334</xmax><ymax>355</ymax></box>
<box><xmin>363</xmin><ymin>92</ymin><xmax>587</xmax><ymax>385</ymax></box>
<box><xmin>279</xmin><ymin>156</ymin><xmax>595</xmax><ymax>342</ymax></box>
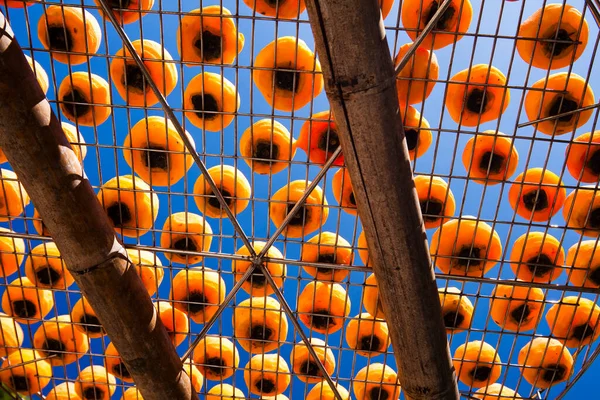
<box><xmin>0</xmin><ymin>0</ymin><xmax>598</xmax><ymax>399</ymax></box>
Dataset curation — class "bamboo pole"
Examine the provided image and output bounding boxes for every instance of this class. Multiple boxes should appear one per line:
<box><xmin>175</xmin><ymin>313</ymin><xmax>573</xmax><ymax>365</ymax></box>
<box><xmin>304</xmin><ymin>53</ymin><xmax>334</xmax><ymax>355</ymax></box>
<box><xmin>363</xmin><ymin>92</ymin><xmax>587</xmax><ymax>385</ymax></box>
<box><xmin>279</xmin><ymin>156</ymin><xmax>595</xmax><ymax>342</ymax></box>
<box><xmin>304</xmin><ymin>1</ymin><xmax>460</xmax><ymax>399</ymax></box>
<box><xmin>0</xmin><ymin>12</ymin><xmax>197</xmax><ymax>400</ymax></box>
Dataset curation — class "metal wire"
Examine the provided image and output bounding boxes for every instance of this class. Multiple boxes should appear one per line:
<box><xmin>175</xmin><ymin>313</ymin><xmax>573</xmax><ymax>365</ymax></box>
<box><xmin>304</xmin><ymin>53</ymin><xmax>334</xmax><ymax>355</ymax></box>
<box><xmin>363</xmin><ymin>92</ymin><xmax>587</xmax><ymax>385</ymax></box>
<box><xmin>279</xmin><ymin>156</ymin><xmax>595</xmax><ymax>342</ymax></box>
<box><xmin>0</xmin><ymin>0</ymin><xmax>598</xmax><ymax>399</ymax></box>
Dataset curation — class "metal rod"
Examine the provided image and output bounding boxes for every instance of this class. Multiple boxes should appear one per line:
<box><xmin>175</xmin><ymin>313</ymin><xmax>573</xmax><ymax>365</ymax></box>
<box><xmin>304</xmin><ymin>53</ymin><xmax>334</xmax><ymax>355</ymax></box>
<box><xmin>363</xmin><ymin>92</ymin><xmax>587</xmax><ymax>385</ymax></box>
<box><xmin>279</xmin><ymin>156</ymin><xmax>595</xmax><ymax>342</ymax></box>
<box><xmin>179</xmin><ymin>264</ymin><xmax>256</xmax><ymax>362</ymax></box>
<box><xmin>555</xmin><ymin>343</ymin><xmax>600</xmax><ymax>400</ymax></box>
<box><xmin>305</xmin><ymin>1</ymin><xmax>459</xmax><ymax>399</ymax></box>
<box><xmin>258</xmin><ymin>261</ymin><xmax>343</xmax><ymax>400</ymax></box>
<box><xmin>256</xmin><ymin>145</ymin><xmax>342</xmax><ymax>258</ymax></box>
<box><xmin>436</xmin><ymin>273</ymin><xmax>600</xmax><ymax>295</ymax></box>
<box><xmin>517</xmin><ymin>101</ymin><xmax>600</xmax><ymax>128</ymax></box>
<box><xmin>585</xmin><ymin>0</ymin><xmax>600</xmax><ymax>27</ymax></box>
<box><xmin>0</xmin><ymin>355</ymin><xmax>56</xmax><ymax>373</ymax></box>
<box><xmin>94</xmin><ymin>0</ymin><xmax>256</xmax><ymax>256</ymax></box>
<box><xmin>0</xmin><ymin>12</ymin><xmax>197</xmax><ymax>400</ymax></box>
<box><xmin>394</xmin><ymin>0</ymin><xmax>453</xmax><ymax>75</ymax></box>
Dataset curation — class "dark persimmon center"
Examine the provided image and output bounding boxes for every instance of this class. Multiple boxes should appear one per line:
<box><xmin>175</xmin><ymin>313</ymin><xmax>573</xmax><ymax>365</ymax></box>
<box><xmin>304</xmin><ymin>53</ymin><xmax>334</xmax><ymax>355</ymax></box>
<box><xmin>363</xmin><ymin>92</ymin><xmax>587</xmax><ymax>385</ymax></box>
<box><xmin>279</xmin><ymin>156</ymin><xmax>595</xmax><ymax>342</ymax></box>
<box><xmin>404</xmin><ymin>129</ymin><xmax>419</xmax><ymax>151</ymax></box>
<box><xmin>114</xmin><ymin>362</ymin><xmax>131</xmax><ymax>379</ymax></box>
<box><xmin>586</xmin><ymin>150</ymin><xmax>600</xmax><ymax>176</ymax></box>
<box><xmin>47</xmin><ymin>25</ymin><xmax>73</xmax><ymax>52</ymax></box>
<box><xmin>249</xmin><ymin>268</ymin><xmax>266</xmax><ymax>287</ymax></box>
<box><xmin>571</xmin><ymin>323</ymin><xmax>594</xmax><ymax>341</ymax></box>
<box><xmin>80</xmin><ymin>314</ymin><xmax>103</xmax><ymax>334</ymax></box>
<box><xmin>470</xmin><ymin>365</ymin><xmax>492</xmax><ymax>382</ymax></box>
<box><xmin>316</xmin><ymin>253</ymin><xmax>337</xmax><ymax>275</ymax></box>
<box><xmin>479</xmin><ymin>151</ymin><xmax>505</xmax><ymax>174</ymax></box>
<box><xmin>43</xmin><ymin>338</ymin><xmax>66</xmax><ymax>358</ymax></box>
<box><xmin>466</xmin><ymin>88</ymin><xmax>490</xmax><ymax>114</ymax></box>
<box><xmin>195</xmin><ymin>30</ymin><xmax>223</xmax><ymax>61</ymax></box>
<box><xmin>106</xmin><ymin>202</ymin><xmax>132</xmax><ymax>227</ymax></box>
<box><xmin>420</xmin><ymin>199</ymin><xmax>444</xmax><ymax>222</ymax></box>
<box><xmin>172</xmin><ymin>237</ymin><xmax>198</xmax><ymax>253</ymax></box>
<box><xmin>191</xmin><ymin>94</ymin><xmax>219</xmax><ymax>121</ymax></box>
<box><xmin>526</xmin><ymin>253</ymin><xmax>555</xmax><ymax>277</ymax></box>
<box><xmin>424</xmin><ymin>1</ymin><xmax>456</xmax><ymax>30</ymax></box>
<box><xmin>142</xmin><ymin>146</ymin><xmax>169</xmax><ymax>171</ymax></box>
<box><xmin>359</xmin><ymin>334</ymin><xmax>382</xmax><ymax>352</ymax></box>
<box><xmin>590</xmin><ymin>267</ymin><xmax>600</xmax><ymax>286</ymax></box>
<box><xmin>12</xmin><ymin>300</ymin><xmax>37</xmax><ymax>319</ymax></box>
<box><xmin>300</xmin><ymin>360</ymin><xmax>321</xmax><ymax>377</ymax></box>
<box><xmin>311</xmin><ymin>309</ymin><xmax>333</xmax><ymax>330</ymax></box>
<box><xmin>317</xmin><ymin>254</ymin><xmax>336</xmax><ymax>264</ymax></box>
<box><xmin>122</xmin><ymin>64</ymin><xmax>148</xmax><ymax>93</ymax></box>
<box><xmin>35</xmin><ymin>266</ymin><xmax>62</xmax><ymax>286</ymax></box>
<box><xmin>349</xmin><ymin>191</ymin><xmax>357</xmax><ymax>206</ymax></box>
<box><xmin>10</xmin><ymin>376</ymin><xmax>29</xmax><ymax>392</ymax></box>
<box><xmin>207</xmin><ymin>188</ymin><xmax>233</xmax><ymax>210</ymax></box>
<box><xmin>255</xmin><ymin>378</ymin><xmax>275</xmax><ymax>394</ymax></box>
<box><xmin>548</xmin><ymin>95</ymin><xmax>578</xmax><ymax>122</ymax></box>
<box><xmin>587</xmin><ymin>208</ymin><xmax>600</xmax><ymax>229</ymax></box>
<box><xmin>205</xmin><ymin>357</ymin><xmax>227</xmax><ymax>376</ymax></box>
<box><xmin>455</xmin><ymin>246</ymin><xmax>482</xmax><ymax>267</ymax></box>
<box><xmin>62</xmin><ymin>89</ymin><xmax>91</xmax><ymax>118</ymax></box>
<box><xmin>287</xmin><ymin>204</ymin><xmax>309</xmax><ymax>227</ymax></box>
<box><xmin>370</xmin><ymin>387</ymin><xmax>390</xmax><ymax>400</ymax></box>
<box><xmin>443</xmin><ymin>310</ymin><xmax>465</xmax><ymax>328</ymax></box>
<box><xmin>187</xmin><ymin>291</ymin><xmax>208</xmax><ymax>314</ymax></box>
<box><xmin>317</xmin><ymin>128</ymin><xmax>340</xmax><ymax>155</ymax></box>
<box><xmin>83</xmin><ymin>387</ymin><xmax>105</xmax><ymax>400</ymax></box>
<box><xmin>522</xmin><ymin>189</ymin><xmax>549</xmax><ymax>211</ymax></box>
<box><xmin>265</xmin><ymin>0</ymin><xmax>285</xmax><ymax>7</ymax></box>
<box><xmin>109</xmin><ymin>0</ymin><xmax>132</xmax><ymax>8</ymax></box>
<box><xmin>253</xmin><ymin>140</ymin><xmax>280</xmax><ymax>161</ymax></box>
<box><xmin>543</xmin><ymin>28</ymin><xmax>575</xmax><ymax>57</ymax></box>
<box><xmin>510</xmin><ymin>303</ymin><xmax>531</xmax><ymax>324</ymax></box>
<box><xmin>250</xmin><ymin>324</ymin><xmax>273</xmax><ymax>341</ymax></box>
<box><xmin>542</xmin><ymin>363</ymin><xmax>567</xmax><ymax>382</ymax></box>
<box><xmin>275</xmin><ymin>69</ymin><xmax>300</xmax><ymax>93</ymax></box>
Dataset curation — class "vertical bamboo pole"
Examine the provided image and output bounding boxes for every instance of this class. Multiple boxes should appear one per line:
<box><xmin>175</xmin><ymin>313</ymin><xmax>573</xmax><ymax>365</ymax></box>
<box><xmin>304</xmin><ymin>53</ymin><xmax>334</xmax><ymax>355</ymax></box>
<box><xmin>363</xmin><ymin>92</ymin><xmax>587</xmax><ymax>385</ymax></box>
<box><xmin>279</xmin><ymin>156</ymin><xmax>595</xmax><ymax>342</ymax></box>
<box><xmin>0</xmin><ymin>12</ymin><xmax>197</xmax><ymax>400</ymax></box>
<box><xmin>305</xmin><ymin>1</ymin><xmax>460</xmax><ymax>399</ymax></box>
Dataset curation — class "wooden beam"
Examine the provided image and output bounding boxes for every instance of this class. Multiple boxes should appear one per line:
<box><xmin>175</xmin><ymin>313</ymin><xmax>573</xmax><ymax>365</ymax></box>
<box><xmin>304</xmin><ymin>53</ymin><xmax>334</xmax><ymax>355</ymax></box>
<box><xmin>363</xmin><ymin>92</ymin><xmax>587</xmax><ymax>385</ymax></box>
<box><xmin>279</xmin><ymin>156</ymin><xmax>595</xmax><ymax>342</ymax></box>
<box><xmin>304</xmin><ymin>1</ymin><xmax>460</xmax><ymax>399</ymax></box>
<box><xmin>0</xmin><ymin>12</ymin><xmax>197</xmax><ymax>400</ymax></box>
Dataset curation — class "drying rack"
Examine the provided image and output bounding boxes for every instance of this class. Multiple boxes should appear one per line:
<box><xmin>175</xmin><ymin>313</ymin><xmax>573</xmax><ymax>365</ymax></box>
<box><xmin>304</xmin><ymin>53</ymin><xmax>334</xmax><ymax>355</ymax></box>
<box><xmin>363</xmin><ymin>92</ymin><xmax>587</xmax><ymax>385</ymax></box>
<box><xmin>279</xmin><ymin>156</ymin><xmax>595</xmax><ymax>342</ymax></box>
<box><xmin>0</xmin><ymin>0</ymin><xmax>598</xmax><ymax>399</ymax></box>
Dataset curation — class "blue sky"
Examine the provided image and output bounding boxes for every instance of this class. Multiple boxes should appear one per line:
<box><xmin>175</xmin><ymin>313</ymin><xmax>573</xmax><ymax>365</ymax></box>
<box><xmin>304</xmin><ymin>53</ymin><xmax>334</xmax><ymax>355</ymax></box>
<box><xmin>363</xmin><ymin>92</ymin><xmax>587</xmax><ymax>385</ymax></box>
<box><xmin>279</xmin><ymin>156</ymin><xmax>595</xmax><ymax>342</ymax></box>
<box><xmin>1</xmin><ymin>0</ymin><xmax>599</xmax><ymax>399</ymax></box>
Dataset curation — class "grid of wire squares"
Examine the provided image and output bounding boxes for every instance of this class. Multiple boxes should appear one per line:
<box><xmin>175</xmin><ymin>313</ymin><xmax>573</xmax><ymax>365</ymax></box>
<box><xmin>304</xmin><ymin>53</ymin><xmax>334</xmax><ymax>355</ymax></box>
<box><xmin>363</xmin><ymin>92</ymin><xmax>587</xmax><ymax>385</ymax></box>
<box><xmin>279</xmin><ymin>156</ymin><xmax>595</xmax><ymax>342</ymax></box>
<box><xmin>0</xmin><ymin>0</ymin><xmax>599</xmax><ymax>399</ymax></box>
